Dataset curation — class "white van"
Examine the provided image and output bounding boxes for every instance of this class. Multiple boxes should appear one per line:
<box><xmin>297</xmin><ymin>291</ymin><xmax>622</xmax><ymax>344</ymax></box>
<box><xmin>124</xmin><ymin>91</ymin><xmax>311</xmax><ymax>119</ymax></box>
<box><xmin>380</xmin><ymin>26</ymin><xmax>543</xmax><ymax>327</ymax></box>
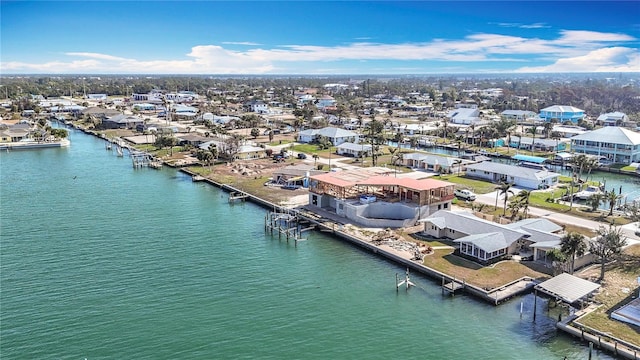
<box><xmin>454</xmin><ymin>189</ymin><xmax>476</xmax><ymax>201</ymax></box>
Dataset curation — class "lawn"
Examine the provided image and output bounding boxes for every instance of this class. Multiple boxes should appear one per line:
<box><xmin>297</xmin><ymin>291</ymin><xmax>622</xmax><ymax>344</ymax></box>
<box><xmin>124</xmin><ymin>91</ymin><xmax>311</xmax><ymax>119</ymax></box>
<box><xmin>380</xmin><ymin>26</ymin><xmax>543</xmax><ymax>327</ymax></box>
<box><xmin>436</xmin><ymin>174</ymin><xmax>498</xmax><ymax>194</ymax></box>
<box><xmin>422</xmin><ymin>249</ymin><xmax>550</xmax><ymax>289</ymax></box>
<box><xmin>577</xmin><ymin>244</ymin><xmax>640</xmax><ymax>347</ymax></box>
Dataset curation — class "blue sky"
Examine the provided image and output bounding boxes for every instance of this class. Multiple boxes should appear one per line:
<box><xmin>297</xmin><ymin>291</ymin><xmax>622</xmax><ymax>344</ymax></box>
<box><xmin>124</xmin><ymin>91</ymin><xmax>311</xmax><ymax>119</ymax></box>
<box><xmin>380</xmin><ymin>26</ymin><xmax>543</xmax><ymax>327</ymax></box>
<box><xmin>1</xmin><ymin>1</ymin><xmax>639</xmax><ymax>74</ymax></box>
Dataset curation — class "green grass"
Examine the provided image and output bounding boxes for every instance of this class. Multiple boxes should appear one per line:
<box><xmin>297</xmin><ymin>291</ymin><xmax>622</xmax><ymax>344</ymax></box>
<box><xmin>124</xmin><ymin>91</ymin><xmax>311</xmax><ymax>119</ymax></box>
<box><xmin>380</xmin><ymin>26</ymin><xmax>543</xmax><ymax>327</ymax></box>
<box><xmin>289</xmin><ymin>143</ymin><xmax>326</xmax><ymax>155</ymax></box>
<box><xmin>436</xmin><ymin>174</ymin><xmax>498</xmax><ymax>194</ymax></box>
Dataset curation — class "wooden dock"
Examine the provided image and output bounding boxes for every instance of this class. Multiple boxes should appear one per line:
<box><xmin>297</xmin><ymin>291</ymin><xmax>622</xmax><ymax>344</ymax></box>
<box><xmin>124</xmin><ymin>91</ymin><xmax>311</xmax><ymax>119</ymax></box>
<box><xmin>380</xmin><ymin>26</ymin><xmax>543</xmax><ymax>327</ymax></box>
<box><xmin>442</xmin><ymin>276</ymin><xmax>465</xmax><ymax>295</ymax></box>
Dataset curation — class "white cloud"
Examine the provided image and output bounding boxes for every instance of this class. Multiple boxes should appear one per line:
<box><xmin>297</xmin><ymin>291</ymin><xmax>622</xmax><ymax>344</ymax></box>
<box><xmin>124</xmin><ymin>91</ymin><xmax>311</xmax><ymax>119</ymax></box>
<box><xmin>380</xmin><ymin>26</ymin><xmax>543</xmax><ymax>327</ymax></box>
<box><xmin>1</xmin><ymin>30</ymin><xmax>638</xmax><ymax>74</ymax></box>
<box><xmin>515</xmin><ymin>47</ymin><xmax>640</xmax><ymax>73</ymax></box>
<box><xmin>495</xmin><ymin>22</ymin><xmax>550</xmax><ymax>29</ymax></box>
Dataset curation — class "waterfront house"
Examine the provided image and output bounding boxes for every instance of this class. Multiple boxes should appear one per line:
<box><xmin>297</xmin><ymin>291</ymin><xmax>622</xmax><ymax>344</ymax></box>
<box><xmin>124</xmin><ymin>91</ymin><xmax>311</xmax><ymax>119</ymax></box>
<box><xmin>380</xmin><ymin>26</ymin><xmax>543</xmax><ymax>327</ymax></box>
<box><xmin>235</xmin><ymin>144</ymin><xmax>267</xmax><ymax>160</ymax></box>
<box><xmin>308</xmin><ymin>167</ymin><xmax>455</xmax><ymax>228</ymax></box>
<box><xmin>102</xmin><ymin>114</ymin><xmax>144</xmax><ymax>130</ymax></box>
<box><xmin>420</xmin><ymin>210</ymin><xmax>564</xmax><ymax>263</ymax></box>
<box><xmin>464</xmin><ymin>162</ymin><xmax>559</xmax><ymax>189</ymax></box>
<box><xmin>177</xmin><ymin>134</ymin><xmax>208</xmax><ymax>147</ymax></box>
<box><xmin>508</xmin><ymin>136</ymin><xmax>567</xmax><ymax>152</ymax></box>
<box><xmin>0</xmin><ymin>123</ymin><xmax>31</xmax><ymax>142</ymax></box>
<box><xmin>570</xmin><ymin>126</ymin><xmax>640</xmax><ymax>164</ymax></box>
<box><xmin>538</xmin><ymin>105</ymin><xmax>585</xmax><ymax>123</ymax></box>
<box><xmin>336</xmin><ymin>142</ymin><xmax>372</xmax><ymax>157</ymax></box>
<box><xmin>297</xmin><ymin>127</ymin><xmax>359</xmax><ymax>146</ymax></box>
<box><xmin>82</xmin><ymin>107</ymin><xmax>121</xmax><ymax>118</ymax></box>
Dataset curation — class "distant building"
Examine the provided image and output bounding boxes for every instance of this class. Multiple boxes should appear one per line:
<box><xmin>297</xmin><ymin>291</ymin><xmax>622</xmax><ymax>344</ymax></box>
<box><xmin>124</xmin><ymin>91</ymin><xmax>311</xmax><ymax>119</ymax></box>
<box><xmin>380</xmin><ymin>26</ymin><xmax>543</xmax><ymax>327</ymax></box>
<box><xmin>570</xmin><ymin>126</ymin><xmax>640</xmax><ymax>164</ymax></box>
<box><xmin>85</xmin><ymin>94</ymin><xmax>107</xmax><ymax>101</ymax></box>
<box><xmin>596</xmin><ymin>112</ymin><xmax>628</xmax><ymax>127</ymax></box>
<box><xmin>500</xmin><ymin>110</ymin><xmax>536</xmax><ymax>123</ymax></box>
<box><xmin>538</xmin><ymin>105</ymin><xmax>585</xmax><ymax>123</ymax></box>
<box><xmin>446</xmin><ymin>108</ymin><xmax>481</xmax><ymax>125</ymax></box>
<box><xmin>243</xmin><ymin>100</ymin><xmax>268</xmax><ymax>114</ymax></box>
<box><xmin>335</xmin><ymin>142</ymin><xmax>372</xmax><ymax>158</ymax></box>
<box><xmin>102</xmin><ymin>114</ymin><xmax>144</xmax><ymax>130</ymax></box>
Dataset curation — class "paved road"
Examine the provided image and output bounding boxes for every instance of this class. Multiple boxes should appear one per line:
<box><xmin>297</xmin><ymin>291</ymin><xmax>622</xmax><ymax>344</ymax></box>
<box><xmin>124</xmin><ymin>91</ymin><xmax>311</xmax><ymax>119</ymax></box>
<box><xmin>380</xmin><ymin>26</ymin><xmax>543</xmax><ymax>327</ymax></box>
<box><xmin>475</xmin><ymin>190</ymin><xmax>640</xmax><ymax>245</ymax></box>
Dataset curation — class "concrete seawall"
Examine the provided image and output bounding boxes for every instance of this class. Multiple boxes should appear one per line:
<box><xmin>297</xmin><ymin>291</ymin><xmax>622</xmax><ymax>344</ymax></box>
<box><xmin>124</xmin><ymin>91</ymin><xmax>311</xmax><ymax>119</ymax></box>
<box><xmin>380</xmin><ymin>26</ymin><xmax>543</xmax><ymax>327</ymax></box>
<box><xmin>179</xmin><ymin>167</ymin><xmax>536</xmax><ymax>306</ymax></box>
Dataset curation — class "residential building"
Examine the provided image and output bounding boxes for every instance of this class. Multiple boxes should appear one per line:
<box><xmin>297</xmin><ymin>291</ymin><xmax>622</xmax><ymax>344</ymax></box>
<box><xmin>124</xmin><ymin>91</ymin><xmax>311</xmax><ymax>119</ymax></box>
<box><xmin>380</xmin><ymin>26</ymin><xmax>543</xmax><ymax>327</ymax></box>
<box><xmin>446</xmin><ymin>107</ymin><xmax>481</xmax><ymax>125</ymax></box>
<box><xmin>243</xmin><ymin>100</ymin><xmax>268</xmax><ymax>114</ymax></box>
<box><xmin>538</xmin><ymin>105</ymin><xmax>585</xmax><ymax>123</ymax></box>
<box><xmin>508</xmin><ymin>136</ymin><xmax>567</xmax><ymax>152</ymax></box>
<box><xmin>271</xmin><ymin>164</ymin><xmax>325</xmax><ymax>187</ymax></box>
<box><xmin>420</xmin><ymin>210</ymin><xmax>564</xmax><ymax>263</ymax></box>
<box><xmin>596</xmin><ymin>112</ymin><xmax>629</xmax><ymax>127</ymax></box>
<box><xmin>308</xmin><ymin>167</ymin><xmax>455</xmax><ymax>228</ymax></box>
<box><xmin>464</xmin><ymin>162</ymin><xmax>559</xmax><ymax>189</ymax></box>
<box><xmin>85</xmin><ymin>94</ymin><xmax>108</xmax><ymax>101</ymax></box>
<box><xmin>316</xmin><ymin>95</ymin><xmax>336</xmax><ymax>109</ymax></box>
<box><xmin>297</xmin><ymin>127</ymin><xmax>359</xmax><ymax>146</ymax></box>
<box><xmin>402</xmin><ymin>153</ymin><xmax>466</xmax><ymax>174</ymax></box>
<box><xmin>570</xmin><ymin>126</ymin><xmax>640</xmax><ymax>164</ymax></box>
<box><xmin>336</xmin><ymin>142</ymin><xmax>372</xmax><ymax>158</ymax></box>
<box><xmin>102</xmin><ymin>114</ymin><xmax>144</xmax><ymax>130</ymax></box>
<box><xmin>500</xmin><ymin>110</ymin><xmax>537</xmax><ymax>123</ymax></box>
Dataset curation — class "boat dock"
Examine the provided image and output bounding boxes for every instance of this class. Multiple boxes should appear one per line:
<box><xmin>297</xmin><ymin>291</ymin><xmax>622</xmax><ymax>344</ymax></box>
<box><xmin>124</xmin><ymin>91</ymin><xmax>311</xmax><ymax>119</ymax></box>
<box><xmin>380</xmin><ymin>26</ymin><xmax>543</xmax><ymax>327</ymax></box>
<box><xmin>229</xmin><ymin>191</ymin><xmax>249</xmax><ymax>202</ymax></box>
<box><xmin>442</xmin><ymin>277</ymin><xmax>465</xmax><ymax>295</ymax></box>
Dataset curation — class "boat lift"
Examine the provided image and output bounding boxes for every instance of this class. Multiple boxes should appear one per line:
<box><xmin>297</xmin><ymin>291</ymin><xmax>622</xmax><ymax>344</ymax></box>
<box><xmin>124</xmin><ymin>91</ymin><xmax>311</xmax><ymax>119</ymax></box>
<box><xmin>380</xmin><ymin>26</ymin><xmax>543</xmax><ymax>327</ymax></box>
<box><xmin>396</xmin><ymin>268</ymin><xmax>415</xmax><ymax>291</ymax></box>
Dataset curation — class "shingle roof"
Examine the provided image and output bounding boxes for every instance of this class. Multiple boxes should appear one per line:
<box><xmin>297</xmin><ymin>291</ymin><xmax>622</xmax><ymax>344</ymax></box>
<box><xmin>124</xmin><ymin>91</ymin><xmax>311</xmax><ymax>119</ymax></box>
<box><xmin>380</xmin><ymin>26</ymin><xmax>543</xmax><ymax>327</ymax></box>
<box><xmin>571</xmin><ymin>126</ymin><xmax>640</xmax><ymax>146</ymax></box>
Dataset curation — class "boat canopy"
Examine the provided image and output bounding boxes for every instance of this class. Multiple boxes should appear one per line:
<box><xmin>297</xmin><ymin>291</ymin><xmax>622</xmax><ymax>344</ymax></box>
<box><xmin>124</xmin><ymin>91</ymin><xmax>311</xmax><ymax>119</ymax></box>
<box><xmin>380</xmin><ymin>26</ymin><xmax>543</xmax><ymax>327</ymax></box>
<box><xmin>512</xmin><ymin>154</ymin><xmax>547</xmax><ymax>164</ymax></box>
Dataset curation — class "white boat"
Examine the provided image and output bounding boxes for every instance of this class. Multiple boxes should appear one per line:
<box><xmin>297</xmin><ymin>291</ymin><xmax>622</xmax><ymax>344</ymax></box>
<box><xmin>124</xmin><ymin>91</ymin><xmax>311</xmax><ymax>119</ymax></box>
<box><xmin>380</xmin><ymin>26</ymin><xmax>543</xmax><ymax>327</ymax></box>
<box><xmin>0</xmin><ymin>138</ymin><xmax>70</xmax><ymax>150</ymax></box>
<box><xmin>574</xmin><ymin>185</ymin><xmax>602</xmax><ymax>200</ymax></box>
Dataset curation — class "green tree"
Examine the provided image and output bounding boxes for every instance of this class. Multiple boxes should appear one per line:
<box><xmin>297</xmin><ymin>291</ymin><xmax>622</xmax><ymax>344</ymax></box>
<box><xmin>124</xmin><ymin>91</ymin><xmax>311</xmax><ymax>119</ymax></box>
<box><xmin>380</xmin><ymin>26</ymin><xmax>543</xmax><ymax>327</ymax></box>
<box><xmin>605</xmin><ymin>189</ymin><xmax>621</xmax><ymax>216</ymax></box>
<box><xmin>495</xmin><ymin>182</ymin><xmax>514</xmax><ymax>216</ymax></box>
<box><xmin>515</xmin><ymin>190</ymin><xmax>531</xmax><ymax>218</ymax></box>
<box><xmin>586</xmin><ymin>192</ymin><xmax>604</xmax><ymax>212</ymax></box>
<box><xmin>250</xmin><ymin>128</ymin><xmax>260</xmax><ymax>139</ymax></box>
<box><xmin>591</xmin><ymin>226</ymin><xmax>627</xmax><ymax>281</ymax></box>
<box><xmin>560</xmin><ymin>232</ymin><xmax>587</xmax><ymax>274</ymax></box>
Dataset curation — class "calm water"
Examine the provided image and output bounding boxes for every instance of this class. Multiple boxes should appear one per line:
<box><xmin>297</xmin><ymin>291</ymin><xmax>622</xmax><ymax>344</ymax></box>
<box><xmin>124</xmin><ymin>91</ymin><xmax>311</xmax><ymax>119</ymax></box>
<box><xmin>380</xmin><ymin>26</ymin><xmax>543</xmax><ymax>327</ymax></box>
<box><xmin>1</xmin><ymin>129</ymin><xmax>615</xmax><ymax>359</ymax></box>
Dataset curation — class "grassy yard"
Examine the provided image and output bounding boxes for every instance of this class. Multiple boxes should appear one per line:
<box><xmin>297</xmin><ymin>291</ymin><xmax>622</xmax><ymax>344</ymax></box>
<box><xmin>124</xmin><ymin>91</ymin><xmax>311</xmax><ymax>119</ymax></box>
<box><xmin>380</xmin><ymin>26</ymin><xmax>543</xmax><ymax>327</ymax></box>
<box><xmin>422</xmin><ymin>249</ymin><xmax>550</xmax><ymax>289</ymax></box>
<box><xmin>577</xmin><ymin>244</ymin><xmax>640</xmax><ymax>346</ymax></box>
<box><xmin>436</xmin><ymin>174</ymin><xmax>498</xmax><ymax>194</ymax></box>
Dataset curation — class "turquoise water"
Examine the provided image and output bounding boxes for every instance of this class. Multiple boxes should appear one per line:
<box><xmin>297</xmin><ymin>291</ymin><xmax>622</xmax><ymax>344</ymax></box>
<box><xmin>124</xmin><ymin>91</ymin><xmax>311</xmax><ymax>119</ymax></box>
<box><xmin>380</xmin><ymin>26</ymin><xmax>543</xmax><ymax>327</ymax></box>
<box><xmin>1</xmin><ymin>129</ymin><xmax>615</xmax><ymax>359</ymax></box>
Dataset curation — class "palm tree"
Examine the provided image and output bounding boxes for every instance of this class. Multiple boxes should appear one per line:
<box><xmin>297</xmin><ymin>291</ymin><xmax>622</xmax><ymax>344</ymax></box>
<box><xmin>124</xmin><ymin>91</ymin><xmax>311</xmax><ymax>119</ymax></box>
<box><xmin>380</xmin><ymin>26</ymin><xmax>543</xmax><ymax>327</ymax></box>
<box><xmin>495</xmin><ymin>182</ymin><xmax>514</xmax><ymax>216</ymax></box>
<box><xmin>560</xmin><ymin>232</ymin><xmax>587</xmax><ymax>274</ymax></box>
<box><xmin>453</xmin><ymin>159</ymin><xmax>462</xmax><ymax>176</ymax></box>
<box><xmin>516</xmin><ymin>190</ymin><xmax>531</xmax><ymax>218</ymax></box>
<box><xmin>587</xmin><ymin>192</ymin><xmax>604</xmax><ymax>212</ymax></box>
<box><xmin>605</xmin><ymin>189</ymin><xmax>621</xmax><ymax>216</ymax></box>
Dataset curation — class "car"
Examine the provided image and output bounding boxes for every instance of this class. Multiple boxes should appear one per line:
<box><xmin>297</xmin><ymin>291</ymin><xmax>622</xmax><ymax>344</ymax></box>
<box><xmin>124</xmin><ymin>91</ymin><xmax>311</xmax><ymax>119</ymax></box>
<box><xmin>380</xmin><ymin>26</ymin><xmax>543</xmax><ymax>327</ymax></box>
<box><xmin>454</xmin><ymin>189</ymin><xmax>476</xmax><ymax>201</ymax></box>
<box><xmin>297</xmin><ymin>153</ymin><xmax>307</xmax><ymax>159</ymax></box>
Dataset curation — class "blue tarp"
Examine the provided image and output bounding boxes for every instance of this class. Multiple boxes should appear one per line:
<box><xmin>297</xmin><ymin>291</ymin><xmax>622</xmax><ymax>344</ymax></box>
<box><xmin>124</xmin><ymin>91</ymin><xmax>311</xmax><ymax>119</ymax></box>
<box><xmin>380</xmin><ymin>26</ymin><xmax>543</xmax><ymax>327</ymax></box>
<box><xmin>512</xmin><ymin>154</ymin><xmax>547</xmax><ymax>164</ymax></box>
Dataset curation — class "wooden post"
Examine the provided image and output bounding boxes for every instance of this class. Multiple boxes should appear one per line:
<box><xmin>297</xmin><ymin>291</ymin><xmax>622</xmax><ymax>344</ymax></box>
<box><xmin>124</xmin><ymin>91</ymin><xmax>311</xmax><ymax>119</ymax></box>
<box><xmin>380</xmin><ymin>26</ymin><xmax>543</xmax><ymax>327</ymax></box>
<box><xmin>441</xmin><ymin>276</ymin><xmax>445</xmax><ymax>295</ymax></box>
<box><xmin>396</xmin><ymin>273</ymin><xmax>399</xmax><ymax>292</ymax></box>
<box><xmin>533</xmin><ymin>289</ymin><xmax>537</xmax><ymax>322</ymax></box>
<box><xmin>588</xmin><ymin>341</ymin><xmax>593</xmax><ymax>360</ymax></box>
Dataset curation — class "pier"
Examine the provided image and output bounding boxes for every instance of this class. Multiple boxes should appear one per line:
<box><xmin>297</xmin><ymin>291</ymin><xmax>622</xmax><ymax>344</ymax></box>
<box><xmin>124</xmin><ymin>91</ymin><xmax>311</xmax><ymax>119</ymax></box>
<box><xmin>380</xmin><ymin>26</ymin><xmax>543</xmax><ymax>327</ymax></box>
<box><xmin>229</xmin><ymin>191</ymin><xmax>250</xmax><ymax>202</ymax></box>
<box><xmin>264</xmin><ymin>207</ymin><xmax>307</xmax><ymax>246</ymax></box>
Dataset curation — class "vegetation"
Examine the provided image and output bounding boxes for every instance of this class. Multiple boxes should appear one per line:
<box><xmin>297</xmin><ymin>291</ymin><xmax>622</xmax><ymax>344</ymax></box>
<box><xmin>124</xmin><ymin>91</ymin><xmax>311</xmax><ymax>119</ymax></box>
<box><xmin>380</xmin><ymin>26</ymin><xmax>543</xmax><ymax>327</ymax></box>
<box><xmin>560</xmin><ymin>232</ymin><xmax>587</xmax><ymax>274</ymax></box>
<box><xmin>590</xmin><ymin>226</ymin><xmax>628</xmax><ymax>281</ymax></box>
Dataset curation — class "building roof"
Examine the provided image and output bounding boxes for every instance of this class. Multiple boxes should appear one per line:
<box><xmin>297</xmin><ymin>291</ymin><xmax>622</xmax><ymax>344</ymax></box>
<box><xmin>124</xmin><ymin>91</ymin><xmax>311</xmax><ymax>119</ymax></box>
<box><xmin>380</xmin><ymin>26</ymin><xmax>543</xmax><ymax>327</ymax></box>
<box><xmin>535</xmin><ymin>273</ymin><xmax>600</xmax><ymax>303</ymax></box>
<box><xmin>571</xmin><ymin>126</ymin><xmax>640</xmax><ymax>146</ymax></box>
<box><xmin>465</xmin><ymin>162</ymin><xmax>560</xmax><ymax>181</ymax></box>
<box><xmin>336</xmin><ymin>142</ymin><xmax>372</xmax><ymax>151</ymax></box>
<box><xmin>501</xmin><ymin>110</ymin><xmax>536</xmax><ymax>117</ymax></box>
<box><xmin>512</xmin><ymin>154</ymin><xmax>547</xmax><ymax>164</ymax></box>
<box><xmin>356</xmin><ymin>175</ymin><xmax>453</xmax><ymax>192</ymax></box>
<box><xmin>403</xmin><ymin>152</ymin><xmax>461</xmax><ymax>167</ymax></box>
<box><xmin>105</xmin><ymin>114</ymin><xmax>143</xmax><ymax>124</ymax></box>
<box><xmin>310</xmin><ymin>167</ymin><xmax>394</xmax><ymax>187</ymax></box>
<box><xmin>454</xmin><ymin>232</ymin><xmax>509</xmax><ymax>254</ymax></box>
<box><xmin>540</xmin><ymin>105</ymin><xmax>584</xmax><ymax>113</ymax></box>
<box><xmin>597</xmin><ymin>112</ymin><xmax>627</xmax><ymax>121</ymax></box>
<box><xmin>299</xmin><ymin>127</ymin><xmax>358</xmax><ymax>139</ymax></box>
<box><xmin>506</xmin><ymin>218</ymin><xmax>563</xmax><ymax>233</ymax></box>
<box><xmin>420</xmin><ymin>210</ymin><xmax>526</xmax><ymax>245</ymax></box>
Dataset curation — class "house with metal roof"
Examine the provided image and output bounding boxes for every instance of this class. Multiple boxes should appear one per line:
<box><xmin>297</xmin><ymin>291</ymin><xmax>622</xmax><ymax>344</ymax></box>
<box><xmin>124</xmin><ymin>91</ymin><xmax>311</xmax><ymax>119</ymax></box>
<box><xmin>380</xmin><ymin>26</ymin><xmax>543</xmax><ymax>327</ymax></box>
<box><xmin>570</xmin><ymin>126</ymin><xmax>640</xmax><ymax>164</ymax></box>
<box><xmin>538</xmin><ymin>105</ymin><xmax>585</xmax><ymax>123</ymax></box>
<box><xmin>596</xmin><ymin>111</ymin><xmax>628</xmax><ymax>127</ymax></box>
<box><xmin>419</xmin><ymin>210</ymin><xmax>564</xmax><ymax>263</ymax></box>
<box><xmin>446</xmin><ymin>107</ymin><xmax>481</xmax><ymax>125</ymax></box>
<box><xmin>336</xmin><ymin>142</ymin><xmax>372</xmax><ymax>157</ymax></box>
<box><xmin>500</xmin><ymin>110</ymin><xmax>537</xmax><ymax>123</ymax></box>
<box><xmin>508</xmin><ymin>136</ymin><xmax>568</xmax><ymax>152</ymax></box>
<box><xmin>308</xmin><ymin>167</ymin><xmax>455</xmax><ymax>228</ymax></box>
<box><xmin>297</xmin><ymin>127</ymin><xmax>359</xmax><ymax>146</ymax></box>
<box><xmin>402</xmin><ymin>152</ymin><xmax>466</xmax><ymax>174</ymax></box>
<box><xmin>464</xmin><ymin>162</ymin><xmax>559</xmax><ymax>189</ymax></box>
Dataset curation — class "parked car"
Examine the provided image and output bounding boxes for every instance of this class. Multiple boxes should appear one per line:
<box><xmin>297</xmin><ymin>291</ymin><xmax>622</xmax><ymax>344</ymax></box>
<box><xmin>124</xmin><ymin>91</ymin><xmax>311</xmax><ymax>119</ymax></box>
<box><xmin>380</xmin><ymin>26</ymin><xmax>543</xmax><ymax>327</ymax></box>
<box><xmin>454</xmin><ymin>189</ymin><xmax>476</xmax><ymax>201</ymax></box>
<box><xmin>297</xmin><ymin>153</ymin><xmax>307</xmax><ymax>159</ymax></box>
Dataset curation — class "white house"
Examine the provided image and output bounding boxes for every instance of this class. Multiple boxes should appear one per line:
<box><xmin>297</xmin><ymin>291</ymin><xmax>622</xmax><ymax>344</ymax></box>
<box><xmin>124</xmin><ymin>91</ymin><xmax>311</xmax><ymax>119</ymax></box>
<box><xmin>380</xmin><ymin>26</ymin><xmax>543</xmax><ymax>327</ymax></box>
<box><xmin>336</xmin><ymin>142</ymin><xmax>372</xmax><ymax>157</ymax></box>
<box><xmin>464</xmin><ymin>162</ymin><xmax>559</xmax><ymax>189</ymax></box>
<box><xmin>244</xmin><ymin>100</ymin><xmax>269</xmax><ymax>114</ymax></box>
<box><xmin>446</xmin><ymin>108</ymin><xmax>481</xmax><ymax>125</ymax></box>
<box><xmin>402</xmin><ymin>153</ymin><xmax>466</xmax><ymax>174</ymax></box>
<box><xmin>571</xmin><ymin>126</ymin><xmax>640</xmax><ymax>164</ymax></box>
<box><xmin>297</xmin><ymin>127</ymin><xmax>359</xmax><ymax>146</ymax></box>
<box><xmin>596</xmin><ymin>112</ymin><xmax>629</xmax><ymax>127</ymax></box>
